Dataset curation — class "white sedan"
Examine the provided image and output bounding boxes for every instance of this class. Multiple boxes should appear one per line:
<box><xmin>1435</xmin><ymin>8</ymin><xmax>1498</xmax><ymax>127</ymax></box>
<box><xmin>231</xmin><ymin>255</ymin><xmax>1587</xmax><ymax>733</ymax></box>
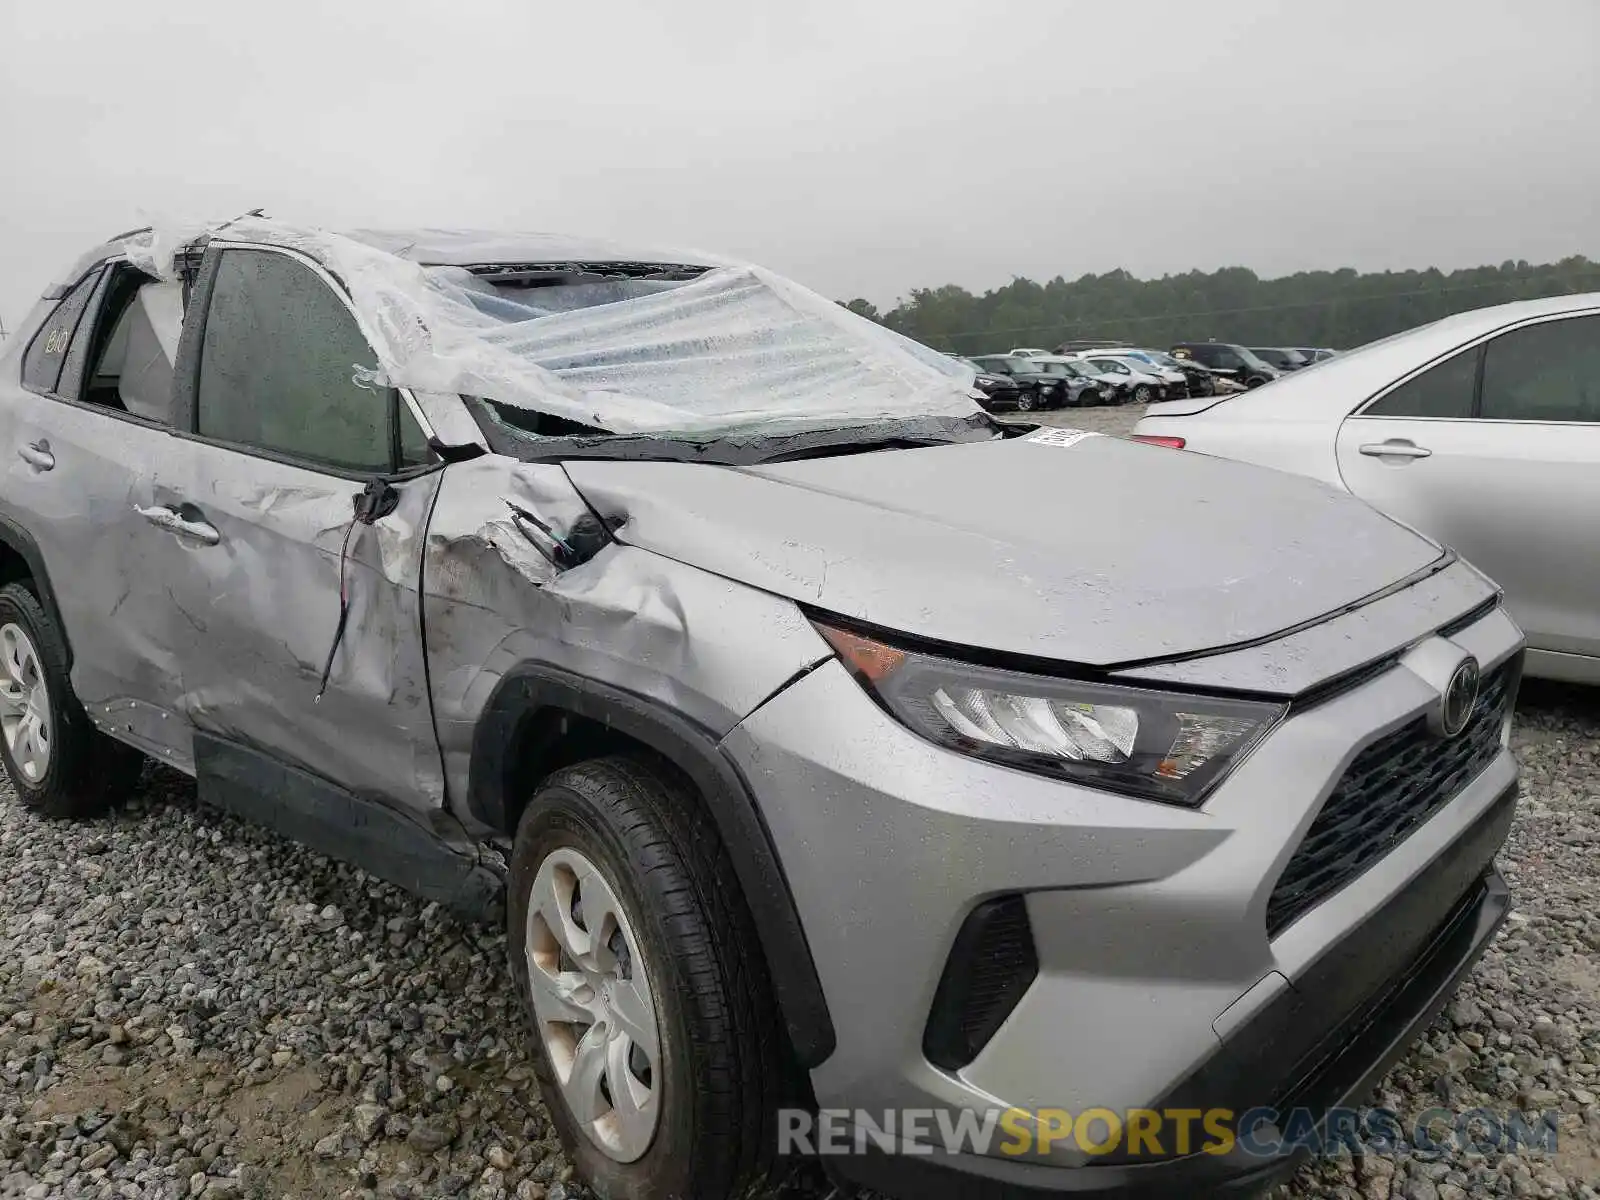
<box><xmin>1134</xmin><ymin>292</ymin><xmax>1600</xmax><ymax>684</ymax></box>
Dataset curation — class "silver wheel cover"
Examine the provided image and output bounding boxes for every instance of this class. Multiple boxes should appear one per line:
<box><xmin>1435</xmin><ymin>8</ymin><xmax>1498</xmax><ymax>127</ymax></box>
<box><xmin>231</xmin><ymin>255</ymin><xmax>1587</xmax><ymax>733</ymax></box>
<box><xmin>524</xmin><ymin>846</ymin><xmax>662</xmax><ymax>1162</ymax></box>
<box><xmin>0</xmin><ymin>623</ymin><xmax>51</xmax><ymax>783</ymax></box>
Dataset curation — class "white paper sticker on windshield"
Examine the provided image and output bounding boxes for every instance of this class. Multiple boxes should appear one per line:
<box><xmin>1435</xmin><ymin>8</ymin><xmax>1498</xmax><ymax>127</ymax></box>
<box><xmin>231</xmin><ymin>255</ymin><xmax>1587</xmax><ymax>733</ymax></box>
<box><xmin>1028</xmin><ymin>428</ymin><xmax>1101</xmax><ymax>448</ymax></box>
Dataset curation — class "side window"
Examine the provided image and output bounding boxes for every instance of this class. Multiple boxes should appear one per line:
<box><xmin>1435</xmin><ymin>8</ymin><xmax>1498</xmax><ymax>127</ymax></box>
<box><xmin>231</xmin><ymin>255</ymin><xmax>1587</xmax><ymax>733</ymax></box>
<box><xmin>1480</xmin><ymin>315</ymin><xmax>1600</xmax><ymax>423</ymax></box>
<box><xmin>196</xmin><ymin>249</ymin><xmax>393</xmax><ymax>472</ymax></box>
<box><xmin>21</xmin><ymin>270</ymin><xmax>103</xmax><ymax>394</ymax></box>
<box><xmin>1364</xmin><ymin>347</ymin><xmax>1477</xmax><ymax>418</ymax></box>
<box><xmin>60</xmin><ymin>266</ymin><xmax>181</xmax><ymax>425</ymax></box>
<box><xmin>398</xmin><ymin>402</ymin><xmax>432</xmax><ymax>468</ymax></box>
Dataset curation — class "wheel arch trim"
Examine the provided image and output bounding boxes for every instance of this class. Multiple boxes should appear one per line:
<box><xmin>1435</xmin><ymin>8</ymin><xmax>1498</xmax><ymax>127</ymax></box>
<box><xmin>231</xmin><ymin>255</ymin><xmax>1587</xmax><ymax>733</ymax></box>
<box><xmin>0</xmin><ymin>515</ymin><xmax>72</xmax><ymax>665</ymax></box>
<box><xmin>468</xmin><ymin>661</ymin><xmax>837</xmax><ymax>1068</ymax></box>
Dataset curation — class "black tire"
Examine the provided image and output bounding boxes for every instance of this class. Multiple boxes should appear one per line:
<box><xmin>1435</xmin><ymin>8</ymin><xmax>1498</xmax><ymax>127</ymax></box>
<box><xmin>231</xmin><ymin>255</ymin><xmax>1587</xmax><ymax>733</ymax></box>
<box><xmin>1015</xmin><ymin>391</ymin><xmax>1036</xmax><ymax>412</ymax></box>
<box><xmin>0</xmin><ymin>582</ymin><xmax>142</xmax><ymax>818</ymax></box>
<box><xmin>1133</xmin><ymin>384</ymin><xmax>1154</xmax><ymax>404</ymax></box>
<box><xmin>508</xmin><ymin>755</ymin><xmax>789</xmax><ymax>1200</ymax></box>
<box><xmin>1246</xmin><ymin>375</ymin><xmax>1268</xmax><ymax>388</ymax></box>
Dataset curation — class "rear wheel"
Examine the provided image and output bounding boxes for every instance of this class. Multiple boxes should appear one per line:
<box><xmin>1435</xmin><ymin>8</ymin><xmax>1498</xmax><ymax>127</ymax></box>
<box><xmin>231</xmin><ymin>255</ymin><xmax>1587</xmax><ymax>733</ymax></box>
<box><xmin>508</xmin><ymin>756</ymin><xmax>788</xmax><ymax>1200</ymax></box>
<box><xmin>0</xmin><ymin>582</ymin><xmax>142</xmax><ymax>818</ymax></box>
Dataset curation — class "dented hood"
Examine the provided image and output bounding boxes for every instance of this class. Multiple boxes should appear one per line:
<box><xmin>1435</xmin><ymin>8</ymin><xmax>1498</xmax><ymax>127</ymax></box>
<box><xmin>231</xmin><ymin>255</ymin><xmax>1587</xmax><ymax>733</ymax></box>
<box><xmin>561</xmin><ymin>431</ymin><xmax>1444</xmax><ymax>667</ymax></box>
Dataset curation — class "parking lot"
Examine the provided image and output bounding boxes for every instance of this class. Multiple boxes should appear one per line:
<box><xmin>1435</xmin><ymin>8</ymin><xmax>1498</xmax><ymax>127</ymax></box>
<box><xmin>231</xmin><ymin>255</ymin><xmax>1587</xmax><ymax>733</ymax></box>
<box><xmin>0</xmin><ymin>385</ymin><xmax>1596</xmax><ymax>1197</ymax></box>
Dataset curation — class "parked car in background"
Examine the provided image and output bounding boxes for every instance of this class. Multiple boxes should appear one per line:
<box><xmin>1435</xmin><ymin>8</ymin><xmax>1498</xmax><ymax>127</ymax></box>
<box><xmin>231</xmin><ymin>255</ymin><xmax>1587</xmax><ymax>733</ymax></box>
<box><xmin>1055</xmin><ymin>338</ymin><xmax>1133</xmax><ymax>353</ymax></box>
<box><xmin>1251</xmin><ymin>347</ymin><xmax>1313</xmax><ymax>372</ymax></box>
<box><xmin>1138</xmin><ymin>293</ymin><xmax>1600</xmax><ymax>683</ymax></box>
<box><xmin>955</xmin><ymin>358</ymin><xmax>1032</xmax><ymax>412</ymax></box>
<box><xmin>1296</xmin><ymin>347</ymin><xmax>1339</xmax><ymax>362</ymax></box>
<box><xmin>1008</xmin><ymin>346</ymin><xmax>1051</xmax><ymax>357</ymax></box>
<box><xmin>1027</xmin><ymin>355</ymin><xmax>1119</xmax><ymax>404</ymax></box>
<box><xmin>1070</xmin><ymin>350</ymin><xmax>1193</xmax><ymax>394</ymax></box>
<box><xmin>1072</xmin><ymin>353</ymin><xmax>1180</xmax><ymax>403</ymax></box>
<box><xmin>968</xmin><ymin>354</ymin><xmax>1073</xmax><ymax>409</ymax></box>
<box><xmin>1171</xmin><ymin>342</ymin><xmax>1283</xmax><ymax>388</ymax></box>
<box><xmin>1124</xmin><ymin>348</ymin><xmax>1220</xmax><ymax>397</ymax></box>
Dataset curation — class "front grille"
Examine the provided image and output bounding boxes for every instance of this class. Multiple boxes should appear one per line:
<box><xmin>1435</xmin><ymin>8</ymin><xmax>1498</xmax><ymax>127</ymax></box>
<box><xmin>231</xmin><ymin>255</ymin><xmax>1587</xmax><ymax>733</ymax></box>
<box><xmin>1266</xmin><ymin>661</ymin><xmax>1513</xmax><ymax>938</ymax></box>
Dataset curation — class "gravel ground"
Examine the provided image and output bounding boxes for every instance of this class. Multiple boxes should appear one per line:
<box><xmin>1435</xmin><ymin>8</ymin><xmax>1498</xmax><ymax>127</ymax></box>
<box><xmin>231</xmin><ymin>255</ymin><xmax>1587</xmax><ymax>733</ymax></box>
<box><xmin>2</xmin><ymin>399</ymin><xmax>1597</xmax><ymax>1199</ymax></box>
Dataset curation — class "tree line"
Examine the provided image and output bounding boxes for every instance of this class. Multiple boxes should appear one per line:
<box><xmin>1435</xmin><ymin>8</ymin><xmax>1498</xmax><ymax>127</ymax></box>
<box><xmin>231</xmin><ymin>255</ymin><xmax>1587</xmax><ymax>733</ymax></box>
<box><xmin>841</xmin><ymin>255</ymin><xmax>1600</xmax><ymax>354</ymax></box>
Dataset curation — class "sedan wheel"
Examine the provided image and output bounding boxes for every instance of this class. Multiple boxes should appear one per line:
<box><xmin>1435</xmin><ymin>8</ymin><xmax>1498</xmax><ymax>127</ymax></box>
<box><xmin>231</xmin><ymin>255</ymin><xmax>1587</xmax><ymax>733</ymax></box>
<box><xmin>1016</xmin><ymin>392</ymin><xmax>1035</xmax><ymax>412</ymax></box>
<box><xmin>1134</xmin><ymin>384</ymin><xmax>1154</xmax><ymax>404</ymax></box>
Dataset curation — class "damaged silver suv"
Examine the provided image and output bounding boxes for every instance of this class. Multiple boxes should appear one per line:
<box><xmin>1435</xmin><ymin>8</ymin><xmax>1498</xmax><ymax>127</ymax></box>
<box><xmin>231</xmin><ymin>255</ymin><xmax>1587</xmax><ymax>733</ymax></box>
<box><xmin>0</xmin><ymin>219</ymin><xmax>1522</xmax><ymax>1199</ymax></box>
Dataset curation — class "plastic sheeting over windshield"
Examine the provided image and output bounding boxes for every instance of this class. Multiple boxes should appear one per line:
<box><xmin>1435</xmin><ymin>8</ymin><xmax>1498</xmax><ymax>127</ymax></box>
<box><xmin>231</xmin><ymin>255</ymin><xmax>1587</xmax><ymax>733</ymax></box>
<box><xmin>157</xmin><ymin>219</ymin><xmax>981</xmax><ymax>436</ymax></box>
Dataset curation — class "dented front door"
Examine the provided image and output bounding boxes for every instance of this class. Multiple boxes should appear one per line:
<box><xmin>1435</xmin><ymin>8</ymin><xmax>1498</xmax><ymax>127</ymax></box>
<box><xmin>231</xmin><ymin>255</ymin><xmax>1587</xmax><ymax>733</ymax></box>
<box><xmin>149</xmin><ymin>241</ymin><xmax>446</xmax><ymax>811</ymax></box>
<box><xmin>149</xmin><ymin>446</ymin><xmax>445</xmax><ymax>808</ymax></box>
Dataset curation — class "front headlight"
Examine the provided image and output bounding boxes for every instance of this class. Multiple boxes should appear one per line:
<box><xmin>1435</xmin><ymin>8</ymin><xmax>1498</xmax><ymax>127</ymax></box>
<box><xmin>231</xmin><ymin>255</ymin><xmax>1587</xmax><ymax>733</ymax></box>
<box><xmin>815</xmin><ymin>623</ymin><xmax>1284</xmax><ymax>807</ymax></box>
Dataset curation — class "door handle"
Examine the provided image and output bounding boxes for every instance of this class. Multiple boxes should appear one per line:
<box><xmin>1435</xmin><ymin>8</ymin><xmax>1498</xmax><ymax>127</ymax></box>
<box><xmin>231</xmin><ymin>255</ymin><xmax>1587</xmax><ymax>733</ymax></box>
<box><xmin>135</xmin><ymin>504</ymin><xmax>221</xmax><ymax>546</ymax></box>
<box><xmin>17</xmin><ymin>441</ymin><xmax>54</xmax><ymax>471</ymax></box>
<box><xmin>1358</xmin><ymin>440</ymin><xmax>1432</xmax><ymax>460</ymax></box>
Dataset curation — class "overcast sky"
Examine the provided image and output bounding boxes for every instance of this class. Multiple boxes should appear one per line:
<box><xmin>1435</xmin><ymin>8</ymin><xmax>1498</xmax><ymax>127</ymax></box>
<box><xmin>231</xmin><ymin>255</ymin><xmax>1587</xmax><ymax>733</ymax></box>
<box><xmin>2</xmin><ymin>0</ymin><xmax>1597</xmax><ymax>329</ymax></box>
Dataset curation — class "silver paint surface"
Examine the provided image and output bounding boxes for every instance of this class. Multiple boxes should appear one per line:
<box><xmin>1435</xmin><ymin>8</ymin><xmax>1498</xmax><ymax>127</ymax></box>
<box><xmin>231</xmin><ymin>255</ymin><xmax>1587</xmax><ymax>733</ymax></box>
<box><xmin>565</xmin><ymin>432</ymin><xmax>1444</xmax><ymax>667</ymax></box>
<box><xmin>421</xmin><ymin>454</ymin><xmax>831</xmax><ymax>822</ymax></box>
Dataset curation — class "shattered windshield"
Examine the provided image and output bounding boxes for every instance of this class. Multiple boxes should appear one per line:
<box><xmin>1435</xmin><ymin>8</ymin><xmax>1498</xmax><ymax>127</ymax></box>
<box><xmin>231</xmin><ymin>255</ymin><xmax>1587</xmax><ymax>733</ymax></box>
<box><xmin>185</xmin><ymin>220</ymin><xmax>984</xmax><ymax>448</ymax></box>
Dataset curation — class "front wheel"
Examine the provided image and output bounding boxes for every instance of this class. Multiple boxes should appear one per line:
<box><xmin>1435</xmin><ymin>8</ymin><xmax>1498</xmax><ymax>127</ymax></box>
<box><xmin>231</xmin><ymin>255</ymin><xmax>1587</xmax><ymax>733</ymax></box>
<box><xmin>1133</xmin><ymin>384</ymin><xmax>1154</xmax><ymax>404</ymax></box>
<box><xmin>1015</xmin><ymin>391</ymin><xmax>1036</xmax><ymax>412</ymax></box>
<box><xmin>508</xmin><ymin>756</ymin><xmax>788</xmax><ymax>1200</ymax></box>
<box><xmin>0</xmin><ymin>583</ymin><xmax>141</xmax><ymax>818</ymax></box>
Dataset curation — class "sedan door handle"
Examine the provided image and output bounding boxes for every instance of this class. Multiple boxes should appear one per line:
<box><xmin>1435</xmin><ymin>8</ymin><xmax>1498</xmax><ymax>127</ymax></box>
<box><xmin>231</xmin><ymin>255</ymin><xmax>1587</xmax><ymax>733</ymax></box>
<box><xmin>135</xmin><ymin>504</ymin><xmax>221</xmax><ymax>546</ymax></box>
<box><xmin>1358</xmin><ymin>440</ymin><xmax>1432</xmax><ymax>460</ymax></box>
<box><xmin>17</xmin><ymin>441</ymin><xmax>54</xmax><ymax>471</ymax></box>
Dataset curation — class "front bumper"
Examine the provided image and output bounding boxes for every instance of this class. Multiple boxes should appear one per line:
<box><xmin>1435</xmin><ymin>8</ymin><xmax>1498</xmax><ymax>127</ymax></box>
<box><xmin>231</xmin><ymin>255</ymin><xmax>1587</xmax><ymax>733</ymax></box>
<box><xmin>831</xmin><ymin>826</ymin><xmax>1512</xmax><ymax>1198</ymax></box>
<box><xmin>724</xmin><ymin>604</ymin><xmax>1521</xmax><ymax>1198</ymax></box>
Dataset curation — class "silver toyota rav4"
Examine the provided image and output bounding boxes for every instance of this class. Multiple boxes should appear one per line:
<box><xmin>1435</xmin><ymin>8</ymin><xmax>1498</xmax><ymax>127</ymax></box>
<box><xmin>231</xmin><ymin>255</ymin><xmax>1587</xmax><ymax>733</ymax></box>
<box><xmin>0</xmin><ymin>219</ymin><xmax>1521</xmax><ymax>1199</ymax></box>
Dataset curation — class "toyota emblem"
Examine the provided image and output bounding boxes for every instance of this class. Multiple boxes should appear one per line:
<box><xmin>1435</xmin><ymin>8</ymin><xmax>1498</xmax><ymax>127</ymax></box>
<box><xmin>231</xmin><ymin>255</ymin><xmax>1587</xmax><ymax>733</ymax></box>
<box><xmin>1440</xmin><ymin>657</ymin><xmax>1481</xmax><ymax>737</ymax></box>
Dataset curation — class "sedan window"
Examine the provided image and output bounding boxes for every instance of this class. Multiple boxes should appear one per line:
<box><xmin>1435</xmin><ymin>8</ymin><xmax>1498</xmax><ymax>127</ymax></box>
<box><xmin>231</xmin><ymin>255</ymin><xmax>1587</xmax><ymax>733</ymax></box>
<box><xmin>1480</xmin><ymin>315</ymin><xmax>1600</xmax><ymax>424</ymax></box>
<box><xmin>196</xmin><ymin>249</ymin><xmax>395</xmax><ymax>472</ymax></box>
<box><xmin>1363</xmin><ymin>347</ymin><xmax>1477</xmax><ymax>418</ymax></box>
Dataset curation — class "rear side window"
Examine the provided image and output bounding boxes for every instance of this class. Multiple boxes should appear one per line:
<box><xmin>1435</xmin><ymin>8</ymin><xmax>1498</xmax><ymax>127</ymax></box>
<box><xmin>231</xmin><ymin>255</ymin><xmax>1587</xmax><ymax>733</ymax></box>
<box><xmin>22</xmin><ymin>270</ymin><xmax>103</xmax><ymax>394</ymax></box>
<box><xmin>1363</xmin><ymin>347</ymin><xmax>1477</xmax><ymax>418</ymax></box>
<box><xmin>196</xmin><ymin>249</ymin><xmax>393</xmax><ymax>472</ymax></box>
<box><xmin>1480</xmin><ymin>315</ymin><xmax>1600</xmax><ymax>423</ymax></box>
